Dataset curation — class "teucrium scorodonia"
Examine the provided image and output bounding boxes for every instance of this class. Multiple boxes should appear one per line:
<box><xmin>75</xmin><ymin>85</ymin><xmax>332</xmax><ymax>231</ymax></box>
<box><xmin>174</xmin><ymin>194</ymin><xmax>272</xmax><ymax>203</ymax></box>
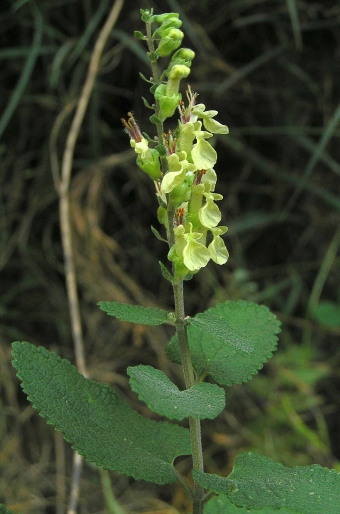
<box><xmin>11</xmin><ymin>8</ymin><xmax>340</xmax><ymax>514</ymax></box>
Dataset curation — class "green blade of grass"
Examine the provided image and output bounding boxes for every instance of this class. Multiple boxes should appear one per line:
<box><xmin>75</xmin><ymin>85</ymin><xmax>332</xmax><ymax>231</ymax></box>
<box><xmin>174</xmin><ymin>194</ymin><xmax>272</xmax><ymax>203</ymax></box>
<box><xmin>0</xmin><ymin>4</ymin><xmax>43</xmax><ymax>140</ymax></box>
<box><xmin>285</xmin><ymin>100</ymin><xmax>340</xmax><ymax>211</ymax></box>
<box><xmin>285</xmin><ymin>0</ymin><xmax>303</xmax><ymax>50</ymax></box>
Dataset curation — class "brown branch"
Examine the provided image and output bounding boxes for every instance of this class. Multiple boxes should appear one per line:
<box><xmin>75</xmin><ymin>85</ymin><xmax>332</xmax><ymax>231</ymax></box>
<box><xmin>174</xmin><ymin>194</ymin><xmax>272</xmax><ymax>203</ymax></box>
<box><xmin>50</xmin><ymin>0</ymin><xmax>125</xmax><ymax>512</ymax></box>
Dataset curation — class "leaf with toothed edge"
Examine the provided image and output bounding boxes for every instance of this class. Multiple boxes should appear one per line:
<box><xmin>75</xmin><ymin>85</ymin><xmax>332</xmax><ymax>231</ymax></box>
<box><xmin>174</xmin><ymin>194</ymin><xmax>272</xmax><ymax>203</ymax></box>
<box><xmin>128</xmin><ymin>364</ymin><xmax>225</xmax><ymax>420</ymax></box>
<box><xmin>12</xmin><ymin>341</ymin><xmax>191</xmax><ymax>484</ymax></box>
<box><xmin>166</xmin><ymin>300</ymin><xmax>281</xmax><ymax>386</ymax></box>
<box><xmin>98</xmin><ymin>301</ymin><xmax>173</xmax><ymax>325</ymax></box>
<box><xmin>195</xmin><ymin>452</ymin><xmax>340</xmax><ymax>514</ymax></box>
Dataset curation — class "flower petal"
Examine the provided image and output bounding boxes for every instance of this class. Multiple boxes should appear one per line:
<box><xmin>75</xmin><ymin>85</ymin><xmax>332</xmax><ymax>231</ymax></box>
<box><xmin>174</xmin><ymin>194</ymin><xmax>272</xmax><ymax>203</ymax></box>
<box><xmin>130</xmin><ymin>137</ymin><xmax>149</xmax><ymax>159</ymax></box>
<box><xmin>183</xmin><ymin>238</ymin><xmax>210</xmax><ymax>271</ymax></box>
<box><xmin>203</xmin><ymin>117</ymin><xmax>229</xmax><ymax>134</ymax></box>
<box><xmin>208</xmin><ymin>235</ymin><xmax>229</xmax><ymax>265</ymax></box>
<box><xmin>161</xmin><ymin>167</ymin><xmax>186</xmax><ymax>194</ymax></box>
<box><xmin>198</xmin><ymin>190</ymin><xmax>223</xmax><ymax>228</ymax></box>
<box><xmin>192</xmin><ymin>135</ymin><xmax>217</xmax><ymax>169</ymax></box>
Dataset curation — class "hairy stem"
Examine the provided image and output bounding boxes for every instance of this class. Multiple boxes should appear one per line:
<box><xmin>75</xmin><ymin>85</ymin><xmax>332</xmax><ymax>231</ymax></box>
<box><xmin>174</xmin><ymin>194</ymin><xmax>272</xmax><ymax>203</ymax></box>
<box><xmin>172</xmin><ymin>264</ymin><xmax>205</xmax><ymax>514</ymax></box>
<box><xmin>145</xmin><ymin>17</ymin><xmax>205</xmax><ymax>513</ymax></box>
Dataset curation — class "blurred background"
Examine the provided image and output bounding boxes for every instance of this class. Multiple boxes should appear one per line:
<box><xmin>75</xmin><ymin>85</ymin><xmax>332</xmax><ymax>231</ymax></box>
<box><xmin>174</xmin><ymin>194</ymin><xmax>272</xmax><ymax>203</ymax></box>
<box><xmin>1</xmin><ymin>0</ymin><xmax>340</xmax><ymax>512</ymax></box>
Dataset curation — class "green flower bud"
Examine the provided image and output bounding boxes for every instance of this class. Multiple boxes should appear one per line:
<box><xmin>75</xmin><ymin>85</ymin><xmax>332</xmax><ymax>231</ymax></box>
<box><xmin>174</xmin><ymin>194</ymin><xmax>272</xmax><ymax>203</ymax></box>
<box><xmin>165</xmin><ymin>48</ymin><xmax>195</xmax><ymax>75</ymax></box>
<box><xmin>156</xmin><ymin>28</ymin><xmax>184</xmax><ymax>57</ymax></box>
<box><xmin>154</xmin><ymin>83</ymin><xmax>181</xmax><ymax>120</ymax></box>
<box><xmin>166</xmin><ymin>64</ymin><xmax>191</xmax><ymax>96</ymax></box>
<box><xmin>169</xmin><ymin>180</ymin><xmax>191</xmax><ymax>208</ymax></box>
<box><xmin>151</xmin><ymin>12</ymin><xmax>180</xmax><ymax>24</ymax></box>
<box><xmin>136</xmin><ymin>148</ymin><xmax>162</xmax><ymax>180</ymax></box>
<box><xmin>152</xmin><ymin>17</ymin><xmax>182</xmax><ymax>38</ymax></box>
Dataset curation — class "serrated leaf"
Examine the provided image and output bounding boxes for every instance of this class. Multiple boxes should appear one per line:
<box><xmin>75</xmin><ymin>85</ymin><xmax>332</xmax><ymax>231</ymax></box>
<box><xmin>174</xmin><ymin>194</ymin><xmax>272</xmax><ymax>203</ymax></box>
<box><xmin>12</xmin><ymin>342</ymin><xmax>191</xmax><ymax>484</ymax></box>
<box><xmin>167</xmin><ymin>301</ymin><xmax>281</xmax><ymax>386</ymax></box>
<box><xmin>195</xmin><ymin>452</ymin><xmax>340</xmax><ymax>514</ymax></box>
<box><xmin>189</xmin><ymin>314</ymin><xmax>253</xmax><ymax>354</ymax></box>
<box><xmin>128</xmin><ymin>365</ymin><xmax>225</xmax><ymax>420</ymax></box>
<box><xmin>204</xmin><ymin>494</ymin><xmax>299</xmax><ymax>514</ymax></box>
<box><xmin>98</xmin><ymin>301</ymin><xmax>172</xmax><ymax>326</ymax></box>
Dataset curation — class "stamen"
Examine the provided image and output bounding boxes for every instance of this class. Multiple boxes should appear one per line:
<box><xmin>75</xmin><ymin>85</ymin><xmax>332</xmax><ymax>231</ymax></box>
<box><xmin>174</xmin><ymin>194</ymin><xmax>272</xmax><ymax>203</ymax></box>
<box><xmin>194</xmin><ymin>169</ymin><xmax>206</xmax><ymax>185</ymax></box>
<box><xmin>121</xmin><ymin>112</ymin><xmax>143</xmax><ymax>142</ymax></box>
<box><xmin>174</xmin><ymin>207</ymin><xmax>186</xmax><ymax>226</ymax></box>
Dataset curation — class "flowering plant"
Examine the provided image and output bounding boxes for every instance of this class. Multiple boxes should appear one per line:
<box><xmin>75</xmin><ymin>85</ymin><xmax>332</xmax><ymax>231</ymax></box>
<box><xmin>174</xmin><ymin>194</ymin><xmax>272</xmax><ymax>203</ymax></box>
<box><xmin>123</xmin><ymin>32</ymin><xmax>229</xmax><ymax>277</ymax></box>
<box><xmin>9</xmin><ymin>9</ymin><xmax>340</xmax><ymax>514</ymax></box>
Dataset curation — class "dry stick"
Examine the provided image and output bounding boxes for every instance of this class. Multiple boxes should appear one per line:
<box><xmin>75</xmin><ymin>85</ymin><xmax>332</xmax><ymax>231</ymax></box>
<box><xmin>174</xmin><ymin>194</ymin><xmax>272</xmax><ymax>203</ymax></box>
<box><xmin>51</xmin><ymin>1</ymin><xmax>125</xmax><ymax>512</ymax></box>
<box><xmin>55</xmin><ymin>432</ymin><xmax>66</xmax><ymax>514</ymax></box>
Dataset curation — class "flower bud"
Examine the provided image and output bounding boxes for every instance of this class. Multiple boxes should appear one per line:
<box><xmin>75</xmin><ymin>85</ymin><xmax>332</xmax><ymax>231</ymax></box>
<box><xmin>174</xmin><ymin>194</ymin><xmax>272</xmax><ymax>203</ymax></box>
<box><xmin>151</xmin><ymin>12</ymin><xmax>180</xmax><ymax>24</ymax></box>
<box><xmin>168</xmin><ymin>180</ymin><xmax>191</xmax><ymax>208</ymax></box>
<box><xmin>166</xmin><ymin>64</ymin><xmax>191</xmax><ymax>97</ymax></box>
<box><xmin>136</xmin><ymin>148</ymin><xmax>162</xmax><ymax>180</ymax></box>
<box><xmin>154</xmin><ymin>83</ymin><xmax>181</xmax><ymax>120</ymax></box>
<box><xmin>156</xmin><ymin>28</ymin><xmax>184</xmax><ymax>57</ymax></box>
<box><xmin>165</xmin><ymin>48</ymin><xmax>195</xmax><ymax>75</ymax></box>
<box><xmin>152</xmin><ymin>17</ymin><xmax>182</xmax><ymax>38</ymax></box>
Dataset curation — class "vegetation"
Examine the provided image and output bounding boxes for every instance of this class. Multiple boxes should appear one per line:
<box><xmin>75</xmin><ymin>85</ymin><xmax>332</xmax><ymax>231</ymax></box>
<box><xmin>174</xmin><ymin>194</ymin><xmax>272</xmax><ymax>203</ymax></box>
<box><xmin>1</xmin><ymin>1</ymin><xmax>340</xmax><ymax>512</ymax></box>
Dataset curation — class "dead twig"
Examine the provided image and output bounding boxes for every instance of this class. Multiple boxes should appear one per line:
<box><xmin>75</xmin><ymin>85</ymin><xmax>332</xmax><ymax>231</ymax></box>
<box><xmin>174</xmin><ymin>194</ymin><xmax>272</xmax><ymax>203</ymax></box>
<box><xmin>49</xmin><ymin>0</ymin><xmax>125</xmax><ymax>512</ymax></box>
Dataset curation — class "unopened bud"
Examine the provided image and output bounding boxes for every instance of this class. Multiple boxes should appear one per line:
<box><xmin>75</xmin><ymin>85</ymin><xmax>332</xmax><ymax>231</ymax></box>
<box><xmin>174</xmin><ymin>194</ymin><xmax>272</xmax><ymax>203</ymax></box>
<box><xmin>156</xmin><ymin>28</ymin><xmax>184</xmax><ymax>57</ymax></box>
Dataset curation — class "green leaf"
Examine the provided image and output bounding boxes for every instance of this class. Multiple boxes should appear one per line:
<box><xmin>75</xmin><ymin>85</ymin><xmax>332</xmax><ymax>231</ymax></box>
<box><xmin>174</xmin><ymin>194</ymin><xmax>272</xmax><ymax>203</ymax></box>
<box><xmin>128</xmin><ymin>365</ymin><xmax>225</xmax><ymax>420</ymax></box>
<box><xmin>149</xmin><ymin>113</ymin><xmax>162</xmax><ymax>124</ymax></box>
<box><xmin>195</xmin><ymin>452</ymin><xmax>340</xmax><ymax>514</ymax></box>
<box><xmin>204</xmin><ymin>494</ymin><xmax>298</xmax><ymax>514</ymax></box>
<box><xmin>151</xmin><ymin>225</ymin><xmax>167</xmax><ymax>243</ymax></box>
<box><xmin>154</xmin><ymin>143</ymin><xmax>167</xmax><ymax>156</ymax></box>
<box><xmin>159</xmin><ymin>261</ymin><xmax>174</xmax><ymax>284</ymax></box>
<box><xmin>134</xmin><ymin>30</ymin><xmax>145</xmax><ymax>40</ymax></box>
<box><xmin>139</xmin><ymin>72</ymin><xmax>153</xmax><ymax>84</ymax></box>
<box><xmin>12</xmin><ymin>342</ymin><xmax>191</xmax><ymax>484</ymax></box>
<box><xmin>142</xmin><ymin>96</ymin><xmax>155</xmax><ymax>110</ymax></box>
<box><xmin>98</xmin><ymin>301</ymin><xmax>172</xmax><ymax>326</ymax></box>
<box><xmin>167</xmin><ymin>301</ymin><xmax>281</xmax><ymax>386</ymax></box>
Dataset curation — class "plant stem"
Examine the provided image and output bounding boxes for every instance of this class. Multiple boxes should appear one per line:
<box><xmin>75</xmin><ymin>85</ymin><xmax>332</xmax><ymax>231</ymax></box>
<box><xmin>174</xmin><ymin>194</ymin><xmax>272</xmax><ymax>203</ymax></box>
<box><xmin>145</xmin><ymin>17</ymin><xmax>205</xmax><ymax>513</ymax></box>
<box><xmin>173</xmin><ymin>275</ymin><xmax>205</xmax><ymax>514</ymax></box>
